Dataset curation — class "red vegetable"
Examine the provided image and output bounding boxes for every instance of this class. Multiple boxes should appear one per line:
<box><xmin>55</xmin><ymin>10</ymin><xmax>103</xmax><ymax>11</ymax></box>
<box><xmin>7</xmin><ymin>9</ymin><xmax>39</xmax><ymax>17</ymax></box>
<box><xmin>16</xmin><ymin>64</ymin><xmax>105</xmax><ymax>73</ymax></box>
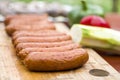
<box><xmin>80</xmin><ymin>15</ymin><xmax>110</xmax><ymax>28</ymax></box>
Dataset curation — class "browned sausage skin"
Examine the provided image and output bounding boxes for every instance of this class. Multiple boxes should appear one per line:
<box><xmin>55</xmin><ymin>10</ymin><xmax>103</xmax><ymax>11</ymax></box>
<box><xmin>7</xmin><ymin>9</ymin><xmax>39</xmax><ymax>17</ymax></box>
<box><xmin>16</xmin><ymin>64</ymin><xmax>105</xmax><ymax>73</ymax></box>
<box><xmin>18</xmin><ymin>43</ymin><xmax>80</xmax><ymax>59</ymax></box>
<box><xmin>23</xmin><ymin>49</ymin><xmax>88</xmax><ymax>71</ymax></box>
<box><xmin>15</xmin><ymin>40</ymin><xmax>73</xmax><ymax>52</ymax></box>
<box><xmin>12</xmin><ymin>30</ymin><xmax>57</xmax><ymax>36</ymax></box>
<box><xmin>4</xmin><ymin>14</ymin><xmax>48</xmax><ymax>25</ymax></box>
<box><xmin>12</xmin><ymin>31</ymin><xmax>66</xmax><ymax>40</ymax></box>
<box><xmin>13</xmin><ymin>35</ymin><xmax>71</xmax><ymax>46</ymax></box>
<box><xmin>6</xmin><ymin>22</ymin><xmax>55</xmax><ymax>36</ymax></box>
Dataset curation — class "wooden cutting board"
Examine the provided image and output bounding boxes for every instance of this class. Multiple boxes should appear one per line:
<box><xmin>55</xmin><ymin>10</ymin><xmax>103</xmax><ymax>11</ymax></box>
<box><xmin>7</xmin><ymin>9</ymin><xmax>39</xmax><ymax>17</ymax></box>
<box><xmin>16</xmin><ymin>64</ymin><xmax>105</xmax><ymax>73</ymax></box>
<box><xmin>0</xmin><ymin>23</ymin><xmax>120</xmax><ymax>80</ymax></box>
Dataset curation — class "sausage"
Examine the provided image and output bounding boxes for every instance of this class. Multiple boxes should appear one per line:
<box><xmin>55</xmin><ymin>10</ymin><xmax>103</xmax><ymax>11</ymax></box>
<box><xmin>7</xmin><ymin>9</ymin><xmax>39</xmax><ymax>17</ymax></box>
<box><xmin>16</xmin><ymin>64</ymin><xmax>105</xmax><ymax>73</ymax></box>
<box><xmin>6</xmin><ymin>22</ymin><xmax>55</xmax><ymax>36</ymax></box>
<box><xmin>13</xmin><ymin>30</ymin><xmax>57</xmax><ymax>36</ymax></box>
<box><xmin>6</xmin><ymin>25</ymin><xmax>55</xmax><ymax>36</ymax></box>
<box><xmin>16</xmin><ymin>40</ymin><xmax>73</xmax><ymax>52</ymax></box>
<box><xmin>13</xmin><ymin>35</ymin><xmax>71</xmax><ymax>46</ymax></box>
<box><xmin>9</xmin><ymin>19</ymin><xmax>49</xmax><ymax>26</ymax></box>
<box><xmin>4</xmin><ymin>14</ymin><xmax>48</xmax><ymax>25</ymax></box>
<box><xmin>23</xmin><ymin>49</ymin><xmax>89</xmax><ymax>71</ymax></box>
<box><xmin>4</xmin><ymin>14</ymin><xmax>89</xmax><ymax>72</ymax></box>
<box><xmin>18</xmin><ymin>43</ymin><xmax>80</xmax><ymax>59</ymax></box>
<box><xmin>12</xmin><ymin>31</ymin><xmax>66</xmax><ymax>40</ymax></box>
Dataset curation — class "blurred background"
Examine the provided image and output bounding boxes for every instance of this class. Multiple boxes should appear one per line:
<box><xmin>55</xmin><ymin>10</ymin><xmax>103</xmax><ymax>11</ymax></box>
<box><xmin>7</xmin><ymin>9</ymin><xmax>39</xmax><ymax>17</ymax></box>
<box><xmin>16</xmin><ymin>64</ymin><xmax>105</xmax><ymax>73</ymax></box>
<box><xmin>0</xmin><ymin>0</ymin><xmax>120</xmax><ymax>22</ymax></box>
<box><xmin>16</xmin><ymin>0</ymin><xmax>120</xmax><ymax>13</ymax></box>
<box><xmin>0</xmin><ymin>0</ymin><xmax>120</xmax><ymax>30</ymax></box>
<box><xmin>0</xmin><ymin>0</ymin><xmax>120</xmax><ymax>15</ymax></box>
<box><xmin>0</xmin><ymin>0</ymin><xmax>120</xmax><ymax>27</ymax></box>
<box><xmin>0</xmin><ymin>0</ymin><xmax>119</xmax><ymax>12</ymax></box>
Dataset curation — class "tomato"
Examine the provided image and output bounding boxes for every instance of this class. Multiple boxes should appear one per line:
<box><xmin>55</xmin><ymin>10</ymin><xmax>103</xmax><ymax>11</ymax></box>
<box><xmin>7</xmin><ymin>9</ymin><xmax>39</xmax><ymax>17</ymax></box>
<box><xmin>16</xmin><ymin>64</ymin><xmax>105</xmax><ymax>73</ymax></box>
<box><xmin>80</xmin><ymin>15</ymin><xmax>110</xmax><ymax>28</ymax></box>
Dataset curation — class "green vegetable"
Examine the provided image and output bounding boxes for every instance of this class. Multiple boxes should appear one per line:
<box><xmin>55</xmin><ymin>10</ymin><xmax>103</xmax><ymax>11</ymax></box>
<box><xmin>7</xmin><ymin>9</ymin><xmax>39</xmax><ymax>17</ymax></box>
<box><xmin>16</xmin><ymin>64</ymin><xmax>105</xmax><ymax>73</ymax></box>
<box><xmin>68</xmin><ymin>0</ymin><xmax>104</xmax><ymax>25</ymax></box>
<box><xmin>70</xmin><ymin>24</ymin><xmax>120</xmax><ymax>52</ymax></box>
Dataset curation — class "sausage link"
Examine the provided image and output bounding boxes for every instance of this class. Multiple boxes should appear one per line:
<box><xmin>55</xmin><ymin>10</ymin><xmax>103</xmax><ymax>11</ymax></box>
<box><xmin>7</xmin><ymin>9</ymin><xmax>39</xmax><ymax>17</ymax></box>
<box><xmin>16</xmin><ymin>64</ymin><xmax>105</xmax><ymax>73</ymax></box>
<box><xmin>12</xmin><ymin>31</ymin><xmax>66</xmax><ymax>40</ymax></box>
<box><xmin>6</xmin><ymin>22</ymin><xmax>55</xmax><ymax>36</ymax></box>
<box><xmin>18</xmin><ymin>43</ymin><xmax>80</xmax><ymax>59</ymax></box>
<box><xmin>16</xmin><ymin>40</ymin><xmax>73</xmax><ymax>52</ymax></box>
<box><xmin>5</xmin><ymin>14</ymin><xmax>48</xmax><ymax>25</ymax></box>
<box><xmin>13</xmin><ymin>35</ymin><xmax>71</xmax><ymax>46</ymax></box>
<box><xmin>23</xmin><ymin>49</ymin><xmax>89</xmax><ymax>71</ymax></box>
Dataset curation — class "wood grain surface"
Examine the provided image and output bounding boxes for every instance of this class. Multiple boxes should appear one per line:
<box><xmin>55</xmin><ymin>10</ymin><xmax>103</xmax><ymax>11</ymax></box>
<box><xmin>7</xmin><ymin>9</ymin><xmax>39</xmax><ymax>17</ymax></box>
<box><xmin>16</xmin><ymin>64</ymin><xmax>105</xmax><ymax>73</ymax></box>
<box><xmin>0</xmin><ymin>23</ymin><xmax>120</xmax><ymax>80</ymax></box>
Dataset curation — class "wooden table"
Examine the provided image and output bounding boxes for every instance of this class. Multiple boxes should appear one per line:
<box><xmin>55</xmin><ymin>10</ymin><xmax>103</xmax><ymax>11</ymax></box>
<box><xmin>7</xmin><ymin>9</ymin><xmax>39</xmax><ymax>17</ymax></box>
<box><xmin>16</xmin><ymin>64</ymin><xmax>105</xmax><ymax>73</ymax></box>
<box><xmin>0</xmin><ymin>23</ymin><xmax>120</xmax><ymax>80</ymax></box>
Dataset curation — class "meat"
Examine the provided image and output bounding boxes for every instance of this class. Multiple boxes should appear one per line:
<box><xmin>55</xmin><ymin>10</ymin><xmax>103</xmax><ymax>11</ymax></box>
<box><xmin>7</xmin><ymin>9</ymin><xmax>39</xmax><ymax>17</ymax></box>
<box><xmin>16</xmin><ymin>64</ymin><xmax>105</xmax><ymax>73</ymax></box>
<box><xmin>12</xmin><ymin>30</ymin><xmax>66</xmax><ymax>40</ymax></box>
<box><xmin>4</xmin><ymin>14</ymin><xmax>48</xmax><ymax>25</ymax></box>
<box><xmin>6</xmin><ymin>21</ymin><xmax>55</xmax><ymax>36</ymax></box>
<box><xmin>15</xmin><ymin>40</ymin><xmax>73</xmax><ymax>52</ymax></box>
<box><xmin>18</xmin><ymin>43</ymin><xmax>80</xmax><ymax>60</ymax></box>
<box><xmin>4</xmin><ymin>14</ymin><xmax>89</xmax><ymax>72</ymax></box>
<box><xmin>13</xmin><ymin>35</ymin><xmax>71</xmax><ymax>46</ymax></box>
<box><xmin>23</xmin><ymin>49</ymin><xmax>88</xmax><ymax>71</ymax></box>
